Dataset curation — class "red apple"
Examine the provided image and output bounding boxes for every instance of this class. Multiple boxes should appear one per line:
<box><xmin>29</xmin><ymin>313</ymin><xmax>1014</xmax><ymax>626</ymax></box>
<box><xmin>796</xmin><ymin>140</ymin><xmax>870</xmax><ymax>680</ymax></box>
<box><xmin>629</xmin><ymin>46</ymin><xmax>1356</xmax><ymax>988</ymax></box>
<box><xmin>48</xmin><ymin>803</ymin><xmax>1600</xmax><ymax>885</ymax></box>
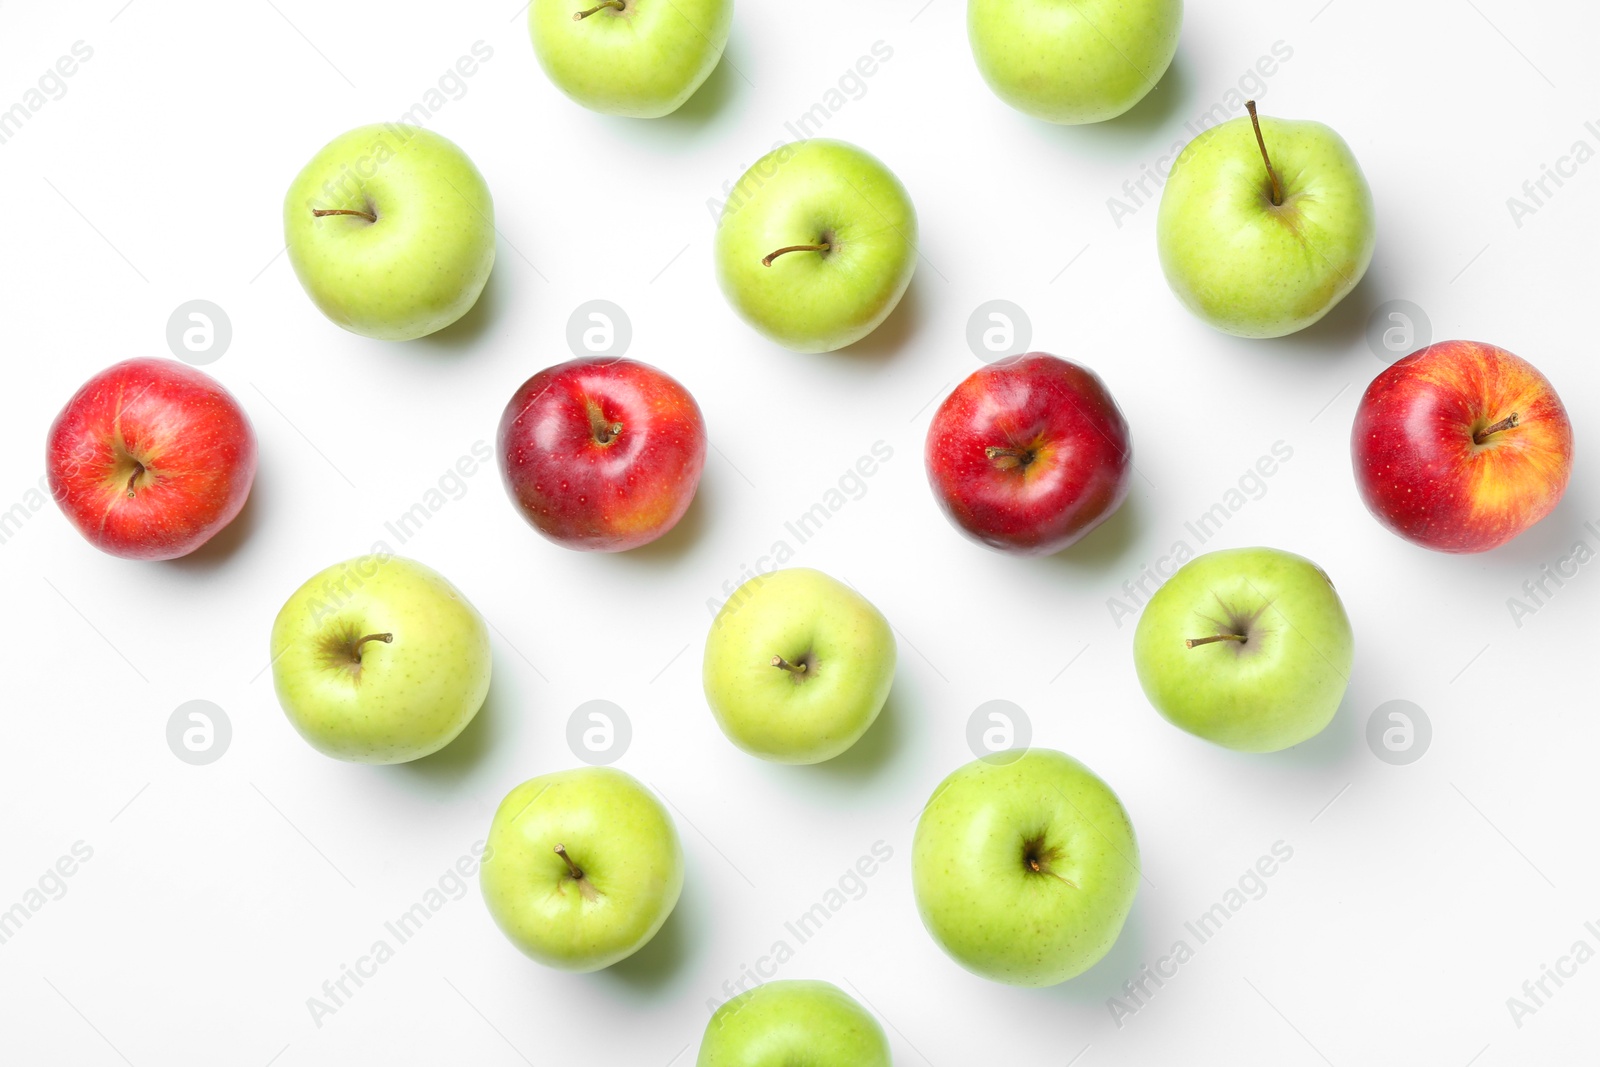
<box><xmin>925</xmin><ymin>352</ymin><xmax>1134</xmax><ymax>555</ymax></box>
<box><xmin>46</xmin><ymin>358</ymin><xmax>258</xmax><ymax>561</ymax></box>
<box><xmin>1352</xmin><ymin>340</ymin><xmax>1573</xmax><ymax>553</ymax></box>
<box><xmin>497</xmin><ymin>357</ymin><xmax>706</xmax><ymax>552</ymax></box>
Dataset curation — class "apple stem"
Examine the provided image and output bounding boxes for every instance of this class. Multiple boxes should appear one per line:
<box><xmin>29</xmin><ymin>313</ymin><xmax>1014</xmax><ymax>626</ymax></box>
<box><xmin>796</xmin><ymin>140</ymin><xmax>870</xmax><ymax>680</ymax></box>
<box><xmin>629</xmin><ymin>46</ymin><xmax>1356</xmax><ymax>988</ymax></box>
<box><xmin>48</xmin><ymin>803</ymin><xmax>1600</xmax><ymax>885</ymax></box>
<box><xmin>554</xmin><ymin>844</ymin><xmax>585</xmax><ymax>881</ymax></box>
<box><xmin>985</xmin><ymin>446</ymin><xmax>1034</xmax><ymax>472</ymax></box>
<box><xmin>1186</xmin><ymin>633</ymin><xmax>1247</xmax><ymax>649</ymax></box>
<box><xmin>1474</xmin><ymin>412</ymin><xmax>1520</xmax><ymax>444</ymax></box>
<box><xmin>771</xmin><ymin>655</ymin><xmax>808</xmax><ymax>675</ymax></box>
<box><xmin>353</xmin><ymin>633</ymin><xmax>393</xmax><ymax>658</ymax></box>
<box><xmin>125</xmin><ymin>461</ymin><xmax>145</xmax><ymax>499</ymax></box>
<box><xmin>312</xmin><ymin>208</ymin><xmax>377</xmax><ymax>223</ymax></box>
<box><xmin>572</xmin><ymin>0</ymin><xmax>624</xmax><ymax>19</ymax></box>
<box><xmin>762</xmin><ymin>243</ymin><xmax>831</xmax><ymax>267</ymax></box>
<box><xmin>1244</xmin><ymin>101</ymin><xmax>1284</xmax><ymax>207</ymax></box>
<box><xmin>595</xmin><ymin>422</ymin><xmax>624</xmax><ymax>445</ymax></box>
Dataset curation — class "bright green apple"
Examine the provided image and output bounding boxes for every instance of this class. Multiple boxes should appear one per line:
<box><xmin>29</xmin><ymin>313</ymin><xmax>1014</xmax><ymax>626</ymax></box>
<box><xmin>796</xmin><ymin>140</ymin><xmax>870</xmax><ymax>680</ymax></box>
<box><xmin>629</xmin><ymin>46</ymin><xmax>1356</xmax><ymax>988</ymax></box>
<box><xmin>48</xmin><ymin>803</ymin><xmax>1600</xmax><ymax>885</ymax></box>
<box><xmin>715</xmin><ymin>139</ymin><xmax>917</xmax><ymax>353</ymax></box>
<box><xmin>480</xmin><ymin>767</ymin><xmax>683</xmax><ymax>971</ymax></box>
<box><xmin>1133</xmin><ymin>546</ymin><xmax>1354</xmax><ymax>752</ymax></box>
<box><xmin>1157</xmin><ymin>104</ymin><xmax>1376</xmax><ymax>338</ymax></box>
<box><xmin>530</xmin><ymin>0</ymin><xmax>733</xmax><ymax>118</ymax></box>
<box><xmin>698</xmin><ymin>980</ymin><xmax>890</xmax><ymax>1066</ymax></box>
<box><xmin>270</xmin><ymin>554</ymin><xmax>492</xmax><ymax>764</ymax></box>
<box><xmin>284</xmin><ymin>123</ymin><xmax>495</xmax><ymax>340</ymax></box>
<box><xmin>703</xmin><ymin>568</ymin><xmax>896</xmax><ymax>764</ymax></box>
<box><xmin>913</xmin><ymin>748</ymin><xmax>1139</xmax><ymax>986</ymax></box>
<box><xmin>969</xmin><ymin>0</ymin><xmax>1182</xmax><ymax>124</ymax></box>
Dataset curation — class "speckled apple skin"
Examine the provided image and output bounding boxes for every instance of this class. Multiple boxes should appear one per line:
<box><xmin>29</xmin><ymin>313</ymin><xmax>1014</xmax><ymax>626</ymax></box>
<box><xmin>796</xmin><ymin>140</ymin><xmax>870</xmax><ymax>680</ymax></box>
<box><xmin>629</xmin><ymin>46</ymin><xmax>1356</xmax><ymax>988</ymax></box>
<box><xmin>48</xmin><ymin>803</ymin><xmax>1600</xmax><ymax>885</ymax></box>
<box><xmin>270</xmin><ymin>555</ymin><xmax>491</xmax><ymax>764</ymax></box>
<box><xmin>696</xmin><ymin>980</ymin><xmax>890</xmax><ymax>1066</ymax></box>
<box><xmin>913</xmin><ymin>749</ymin><xmax>1139</xmax><ymax>986</ymax></box>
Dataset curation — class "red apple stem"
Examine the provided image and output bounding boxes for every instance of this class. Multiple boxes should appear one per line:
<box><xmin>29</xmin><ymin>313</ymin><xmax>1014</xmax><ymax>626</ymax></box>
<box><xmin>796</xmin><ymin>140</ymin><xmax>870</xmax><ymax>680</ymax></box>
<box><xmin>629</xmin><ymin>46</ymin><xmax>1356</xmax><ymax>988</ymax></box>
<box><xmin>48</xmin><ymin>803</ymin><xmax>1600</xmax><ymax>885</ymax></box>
<box><xmin>312</xmin><ymin>208</ymin><xmax>377</xmax><ymax>223</ymax></box>
<box><xmin>762</xmin><ymin>243</ymin><xmax>831</xmax><ymax>267</ymax></box>
<box><xmin>594</xmin><ymin>422</ymin><xmax>624</xmax><ymax>445</ymax></box>
<box><xmin>573</xmin><ymin>1</ymin><xmax>624</xmax><ymax>19</ymax></box>
<box><xmin>1245</xmin><ymin>101</ymin><xmax>1284</xmax><ymax>207</ymax></box>
<box><xmin>985</xmin><ymin>446</ymin><xmax>1034</xmax><ymax>471</ymax></box>
<box><xmin>771</xmin><ymin>655</ymin><xmax>808</xmax><ymax>674</ymax></box>
<box><xmin>1474</xmin><ymin>412</ymin><xmax>1520</xmax><ymax>444</ymax></box>
<box><xmin>125</xmin><ymin>461</ymin><xmax>145</xmax><ymax>499</ymax></box>
<box><xmin>1186</xmin><ymin>633</ymin><xmax>1247</xmax><ymax>649</ymax></box>
<box><xmin>554</xmin><ymin>844</ymin><xmax>585</xmax><ymax>880</ymax></box>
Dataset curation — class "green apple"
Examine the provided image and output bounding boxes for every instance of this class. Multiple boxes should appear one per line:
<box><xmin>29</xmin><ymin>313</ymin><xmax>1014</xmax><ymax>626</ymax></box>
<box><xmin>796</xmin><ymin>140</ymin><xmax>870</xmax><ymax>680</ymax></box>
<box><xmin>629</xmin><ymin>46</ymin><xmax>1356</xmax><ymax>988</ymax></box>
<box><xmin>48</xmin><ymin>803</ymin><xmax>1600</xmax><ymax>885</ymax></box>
<box><xmin>969</xmin><ymin>0</ymin><xmax>1182</xmax><ymax>124</ymax></box>
<box><xmin>1133</xmin><ymin>546</ymin><xmax>1354</xmax><ymax>752</ymax></box>
<box><xmin>698</xmin><ymin>980</ymin><xmax>890</xmax><ymax>1066</ymax></box>
<box><xmin>1157</xmin><ymin>103</ymin><xmax>1376</xmax><ymax>338</ymax></box>
<box><xmin>703</xmin><ymin>568</ymin><xmax>895</xmax><ymax>764</ymax></box>
<box><xmin>530</xmin><ymin>0</ymin><xmax>733</xmax><ymax>118</ymax></box>
<box><xmin>284</xmin><ymin>123</ymin><xmax>495</xmax><ymax>340</ymax></box>
<box><xmin>715</xmin><ymin>139</ymin><xmax>917</xmax><ymax>353</ymax></box>
<box><xmin>913</xmin><ymin>748</ymin><xmax>1139</xmax><ymax>986</ymax></box>
<box><xmin>270</xmin><ymin>555</ymin><xmax>492</xmax><ymax>764</ymax></box>
<box><xmin>480</xmin><ymin>767</ymin><xmax>683</xmax><ymax>971</ymax></box>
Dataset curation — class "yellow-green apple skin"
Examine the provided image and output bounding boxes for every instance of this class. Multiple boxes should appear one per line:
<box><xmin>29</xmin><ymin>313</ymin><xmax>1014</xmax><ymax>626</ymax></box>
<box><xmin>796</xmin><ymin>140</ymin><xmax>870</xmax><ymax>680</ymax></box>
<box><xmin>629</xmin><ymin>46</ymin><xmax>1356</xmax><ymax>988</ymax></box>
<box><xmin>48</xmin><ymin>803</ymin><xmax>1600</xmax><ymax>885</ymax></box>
<box><xmin>529</xmin><ymin>0</ymin><xmax>733</xmax><ymax>118</ymax></box>
<box><xmin>480</xmin><ymin>768</ymin><xmax>683</xmax><ymax>971</ymax></box>
<box><xmin>697</xmin><ymin>980</ymin><xmax>890</xmax><ymax>1066</ymax></box>
<box><xmin>715</xmin><ymin>139</ymin><xmax>917</xmax><ymax>353</ymax></box>
<box><xmin>703</xmin><ymin>568</ymin><xmax>896</xmax><ymax>764</ymax></box>
<box><xmin>913</xmin><ymin>749</ymin><xmax>1139</xmax><ymax>986</ymax></box>
<box><xmin>1157</xmin><ymin>113</ymin><xmax>1376</xmax><ymax>338</ymax></box>
<box><xmin>270</xmin><ymin>555</ymin><xmax>492</xmax><ymax>764</ymax></box>
<box><xmin>968</xmin><ymin>0</ymin><xmax>1182</xmax><ymax>124</ymax></box>
<box><xmin>1133</xmin><ymin>547</ymin><xmax>1354</xmax><ymax>752</ymax></box>
<box><xmin>283</xmin><ymin>124</ymin><xmax>495</xmax><ymax>340</ymax></box>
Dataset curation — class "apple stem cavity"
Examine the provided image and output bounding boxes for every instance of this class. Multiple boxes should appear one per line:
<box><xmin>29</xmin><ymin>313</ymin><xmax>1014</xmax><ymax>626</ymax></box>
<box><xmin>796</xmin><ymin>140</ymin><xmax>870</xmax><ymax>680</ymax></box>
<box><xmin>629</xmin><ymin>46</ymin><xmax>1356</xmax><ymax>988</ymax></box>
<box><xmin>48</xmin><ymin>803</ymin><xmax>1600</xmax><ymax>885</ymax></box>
<box><xmin>771</xmin><ymin>655</ymin><xmax>808</xmax><ymax>675</ymax></box>
<box><xmin>1244</xmin><ymin>101</ymin><xmax>1284</xmax><ymax>207</ymax></box>
<box><xmin>762</xmin><ymin>243</ymin><xmax>831</xmax><ymax>267</ymax></box>
<box><xmin>312</xmin><ymin>207</ymin><xmax>378</xmax><ymax>223</ymax></box>
<box><xmin>985</xmin><ymin>445</ymin><xmax>1035</xmax><ymax>472</ymax></box>
<box><xmin>1186</xmin><ymin>633</ymin><xmax>1247</xmax><ymax>649</ymax></box>
<box><xmin>572</xmin><ymin>0</ymin><xmax>624</xmax><ymax>19</ymax></box>
<box><xmin>1474</xmin><ymin>412</ymin><xmax>1520</xmax><ymax>444</ymax></box>
<box><xmin>595</xmin><ymin>421</ymin><xmax>624</xmax><ymax>445</ymax></box>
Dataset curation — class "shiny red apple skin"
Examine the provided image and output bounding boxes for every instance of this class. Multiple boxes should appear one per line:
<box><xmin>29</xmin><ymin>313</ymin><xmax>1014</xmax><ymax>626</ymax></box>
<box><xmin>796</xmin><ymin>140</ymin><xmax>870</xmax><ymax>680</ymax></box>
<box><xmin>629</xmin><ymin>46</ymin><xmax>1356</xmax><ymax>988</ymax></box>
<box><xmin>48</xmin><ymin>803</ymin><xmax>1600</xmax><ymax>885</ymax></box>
<box><xmin>925</xmin><ymin>352</ymin><xmax>1134</xmax><ymax>556</ymax></box>
<box><xmin>498</xmin><ymin>357</ymin><xmax>707</xmax><ymax>552</ymax></box>
<box><xmin>46</xmin><ymin>358</ymin><xmax>258</xmax><ymax>561</ymax></box>
<box><xmin>1352</xmin><ymin>340</ymin><xmax>1573</xmax><ymax>553</ymax></box>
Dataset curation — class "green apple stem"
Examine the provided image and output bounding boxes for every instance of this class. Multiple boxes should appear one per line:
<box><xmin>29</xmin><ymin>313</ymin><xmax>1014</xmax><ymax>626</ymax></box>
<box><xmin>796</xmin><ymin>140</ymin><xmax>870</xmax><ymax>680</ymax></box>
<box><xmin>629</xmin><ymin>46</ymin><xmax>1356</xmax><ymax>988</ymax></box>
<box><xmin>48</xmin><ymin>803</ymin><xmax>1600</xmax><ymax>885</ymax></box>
<box><xmin>554</xmin><ymin>844</ymin><xmax>585</xmax><ymax>880</ymax></box>
<box><xmin>762</xmin><ymin>243</ymin><xmax>831</xmax><ymax>267</ymax></box>
<box><xmin>985</xmin><ymin>446</ymin><xmax>1034</xmax><ymax>472</ymax></box>
<box><xmin>572</xmin><ymin>0</ymin><xmax>624</xmax><ymax>19</ymax></box>
<box><xmin>1474</xmin><ymin>412</ymin><xmax>1520</xmax><ymax>444</ymax></box>
<box><xmin>1244</xmin><ymin>101</ymin><xmax>1284</xmax><ymax>207</ymax></box>
<box><xmin>352</xmin><ymin>633</ymin><xmax>393</xmax><ymax>659</ymax></box>
<box><xmin>312</xmin><ymin>208</ymin><xmax>377</xmax><ymax>223</ymax></box>
<box><xmin>125</xmin><ymin>461</ymin><xmax>145</xmax><ymax>499</ymax></box>
<box><xmin>771</xmin><ymin>655</ymin><xmax>808</xmax><ymax>675</ymax></box>
<box><xmin>1186</xmin><ymin>633</ymin><xmax>1247</xmax><ymax>649</ymax></box>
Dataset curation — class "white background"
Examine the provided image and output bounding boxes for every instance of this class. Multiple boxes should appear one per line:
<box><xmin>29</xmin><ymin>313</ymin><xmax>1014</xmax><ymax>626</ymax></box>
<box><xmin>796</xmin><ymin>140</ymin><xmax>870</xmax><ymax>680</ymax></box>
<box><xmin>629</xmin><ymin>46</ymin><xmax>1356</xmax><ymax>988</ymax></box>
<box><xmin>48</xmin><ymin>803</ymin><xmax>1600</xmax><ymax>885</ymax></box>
<box><xmin>1</xmin><ymin>0</ymin><xmax>1596</xmax><ymax>1063</ymax></box>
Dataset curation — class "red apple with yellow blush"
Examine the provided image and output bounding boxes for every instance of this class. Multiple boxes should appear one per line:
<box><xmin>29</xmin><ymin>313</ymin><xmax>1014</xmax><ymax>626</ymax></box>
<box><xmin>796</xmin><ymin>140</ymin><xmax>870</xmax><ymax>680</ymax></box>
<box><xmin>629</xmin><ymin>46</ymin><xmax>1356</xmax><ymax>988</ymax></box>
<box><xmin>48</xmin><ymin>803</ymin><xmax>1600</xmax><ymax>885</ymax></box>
<box><xmin>1352</xmin><ymin>340</ymin><xmax>1572</xmax><ymax>553</ymax></box>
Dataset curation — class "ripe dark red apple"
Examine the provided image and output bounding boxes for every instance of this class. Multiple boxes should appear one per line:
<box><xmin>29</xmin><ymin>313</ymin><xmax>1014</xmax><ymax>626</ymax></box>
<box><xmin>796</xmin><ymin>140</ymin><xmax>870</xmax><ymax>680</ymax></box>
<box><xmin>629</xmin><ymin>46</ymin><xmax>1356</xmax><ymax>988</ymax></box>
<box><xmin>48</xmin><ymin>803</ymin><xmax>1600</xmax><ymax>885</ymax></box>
<box><xmin>498</xmin><ymin>357</ymin><xmax>707</xmax><ymax>552</ymax></box>
<box><xmin>925</xmin><ymin>353</ymin><xmax>1133</xmax><ymax>555</ymax></box>
<box><xmin>46</xmin><ymin>358</ymin><xmax>258</xmax><ymax>561</ymax></box>
<box><xmin>1352</xmin><ymin>340</ymin><xmax>1573</xmax><ymax>553</ymax></box>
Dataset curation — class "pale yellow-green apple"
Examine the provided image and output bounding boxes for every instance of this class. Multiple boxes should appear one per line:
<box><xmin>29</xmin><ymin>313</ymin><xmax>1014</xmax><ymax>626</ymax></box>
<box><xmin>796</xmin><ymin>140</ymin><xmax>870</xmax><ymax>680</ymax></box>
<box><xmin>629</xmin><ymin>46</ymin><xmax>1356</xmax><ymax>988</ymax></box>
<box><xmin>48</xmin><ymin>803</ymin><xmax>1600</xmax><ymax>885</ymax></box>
<box><xmin>1133</xmin><ymin>547</ymin><xmax>1354</xmax><ymax>752</ymax></box>
<box><xmin>284</xmin><ymin>124</ymin><xmax>495</xmax><ymax>340</ymax></box>
<box><xmin>270</xmin><ymin>555</ymin><xmax>492</xmax><ymax>763</ymax></box>
<box><xmin>529</xmin><ymin>0</ymin><xmax>733</xmax><ymax>117</ymax></box>
<box><xmin>697</xmin><ymin>980</ymin><xmax>890</xmax><ymax>1066</ymax></box>
<box><xmin>703</xmin><ymin>568</ymin><xmax>895</xmax><ymax>764</ymax></box>
<box><xmin>913</xmin><ymin>749</ymin><xmax>1139</xmax><ymax>986</ymax></box>
<box><xmin>480</xmin><ymin>767</ymin><xmax>683</xmax><ymax>971</ymax></box>
<box><xmin>968</xmin><ymin>0</ymin><xmax>1182</xmax><ymax>124</ymax></box>
<box><xmin>715</xmin><ymin>139</ymin><xmax>917</xmax><ymax>353</ymax></box>
<box><xmin>1157</xmin><ymin>102</ymin><xmax>1375</xmax><ymax>338</ymax></box>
